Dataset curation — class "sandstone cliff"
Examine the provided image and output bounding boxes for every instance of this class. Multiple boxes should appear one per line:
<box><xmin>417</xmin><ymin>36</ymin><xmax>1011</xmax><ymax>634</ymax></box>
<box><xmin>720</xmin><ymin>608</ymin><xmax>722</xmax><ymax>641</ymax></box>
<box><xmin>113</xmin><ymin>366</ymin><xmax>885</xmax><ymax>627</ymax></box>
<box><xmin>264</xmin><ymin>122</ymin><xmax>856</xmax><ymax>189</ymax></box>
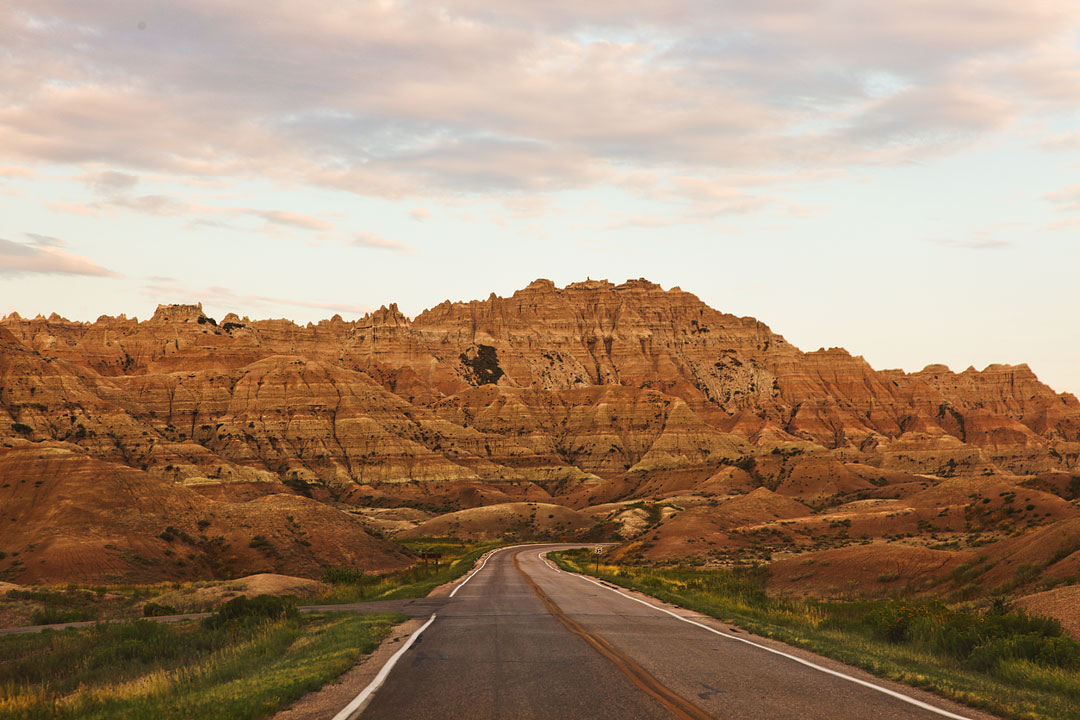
<box><xmin>2</xmin><ymin>278</ymin><xmax>1078</xmax><ymax>583</ymax></box>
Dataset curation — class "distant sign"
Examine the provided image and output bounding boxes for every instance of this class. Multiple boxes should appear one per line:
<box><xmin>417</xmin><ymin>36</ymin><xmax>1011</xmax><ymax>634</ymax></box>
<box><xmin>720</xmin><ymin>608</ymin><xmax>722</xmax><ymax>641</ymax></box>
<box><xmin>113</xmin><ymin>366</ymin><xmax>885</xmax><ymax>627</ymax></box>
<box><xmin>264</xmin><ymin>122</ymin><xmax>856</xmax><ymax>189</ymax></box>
<box><xmin>594</xmin><ymin>546</ymin><xmax>605</xmax><ymax>554</ymax></box>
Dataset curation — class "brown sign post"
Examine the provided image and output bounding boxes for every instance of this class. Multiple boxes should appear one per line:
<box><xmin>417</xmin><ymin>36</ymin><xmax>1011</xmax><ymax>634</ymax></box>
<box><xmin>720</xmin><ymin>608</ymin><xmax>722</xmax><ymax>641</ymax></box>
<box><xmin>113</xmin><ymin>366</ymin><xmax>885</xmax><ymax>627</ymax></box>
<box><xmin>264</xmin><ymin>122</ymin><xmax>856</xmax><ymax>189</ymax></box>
<box><xmin>419</xmin><ymin>551</ymin><xmax>442</xmax><ymax>571</ymax></box>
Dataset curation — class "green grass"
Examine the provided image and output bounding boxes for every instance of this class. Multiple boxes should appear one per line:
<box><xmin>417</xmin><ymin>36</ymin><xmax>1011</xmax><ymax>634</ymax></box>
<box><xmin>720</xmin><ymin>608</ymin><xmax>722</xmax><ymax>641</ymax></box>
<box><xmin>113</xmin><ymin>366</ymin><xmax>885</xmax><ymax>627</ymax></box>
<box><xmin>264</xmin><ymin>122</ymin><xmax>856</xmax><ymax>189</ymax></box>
<box><xmin>0</xmin><ymin>610</ymin><xmax>404</xmax><ymax>720</ymax></box>
<box><xmin>5</xmin><ymin>541</ymin><xmax>515</xmax><ymax>623</ymax></box>
<box><xmin>551</xmin><ymin>550</ymin><xmax>1080</xmax><ymax>720</ymax></box>
<box><xmin>310</xmin><ymin>540</ymin><xmax>519</xmax><ymax>604</ymax></box>
<box><xmin>5</xmin><ymin>588</ymin><xmax>113</xmax><ymax>625</ymax></box>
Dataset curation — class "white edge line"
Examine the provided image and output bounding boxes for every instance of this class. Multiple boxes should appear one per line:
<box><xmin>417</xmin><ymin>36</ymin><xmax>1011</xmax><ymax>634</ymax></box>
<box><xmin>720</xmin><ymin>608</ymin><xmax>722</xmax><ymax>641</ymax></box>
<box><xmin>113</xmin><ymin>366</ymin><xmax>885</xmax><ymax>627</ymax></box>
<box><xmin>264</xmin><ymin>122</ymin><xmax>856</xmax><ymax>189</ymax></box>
<box><xmin>332</xmin><ymin>544</ymin><xmax>569</xmax><ymax>719</ymax></box>
<box><xmin>545</xmin><ymin>552</ymin><xmax>974</xmax><ymax>720</ymax></box>
<box><xmin>334</xmin><ymin>544</ymin><xmax>535</xmax><ymax>718</ymax></box>
<box><xmin>331</xmin><ymin>612</ymin><xmax>438</xmax><ymax>720</ymax></box>
<box><xmin>448</xmin><ymin>548</ymin><xmax>495</xmax><ymax>597</ymax></box>
<box><xmin>449</xmin><ymin>543</ymin><xmax>544</xmax><ymax>597</ymax></box>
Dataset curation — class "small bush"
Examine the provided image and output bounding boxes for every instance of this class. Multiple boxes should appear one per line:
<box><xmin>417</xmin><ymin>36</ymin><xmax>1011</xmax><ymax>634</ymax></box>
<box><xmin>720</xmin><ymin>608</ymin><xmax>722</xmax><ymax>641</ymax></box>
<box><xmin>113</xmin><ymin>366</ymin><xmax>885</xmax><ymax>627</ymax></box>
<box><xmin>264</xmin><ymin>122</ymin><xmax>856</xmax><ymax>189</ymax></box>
<box><xmin>922</xmin><ymin>606</ymin><xmax>1080</xmax><ymax>672</ymax></box>
<box><xmin>322</xmin><ymin>567</ymin><xmax>367</xmax><ymax>585</ymax></box>
<box><xmin>143</xmin><ymin>602</ymin><xmax>181</xmax><ymax>617</ymax></box>
<box><xmin>87</xmin><ymin>620</ymin><xmax>195</xmax><ymax>667</ymax></box>
<box><xmin>864</xmin><ymin>603</ymin><xmax>927</xmax><ymax>643</ymax></box>
<box><xmin>249</xmin><ymin>535</ymin><xmax>272</xmax><ymax>549</ymax></box>
<box><xmin>203</xmin><ymin>594</ymin><xmax>297</xmax><ymax>629</ymax></box>
<box><xmin>12</xmin><ymin>422</ymin><xmax>32</xmax><ymax>435</ymax></box>
<box><xmin>30</xmin><ymin>606</ymin><xmax>95</xmax><ymax>625</ymax></box>
<box><xmin>283</xmin><ymin>475</ymin><xmax>313</xmax><ymax>498</ymax></box>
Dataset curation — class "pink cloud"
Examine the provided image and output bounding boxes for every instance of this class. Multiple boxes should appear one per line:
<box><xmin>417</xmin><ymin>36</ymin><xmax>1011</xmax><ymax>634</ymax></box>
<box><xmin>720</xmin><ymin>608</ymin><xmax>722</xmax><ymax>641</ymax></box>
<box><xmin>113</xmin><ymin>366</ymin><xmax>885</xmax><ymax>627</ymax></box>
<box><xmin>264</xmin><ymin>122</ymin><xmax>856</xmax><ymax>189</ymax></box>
<box><xmin>142</xmin><ymin>278</ymin><xmax>372</xmax><ymax>317</ymax></box>
<box><xmin>1045</xmin><ymin>185</ymin><xmax>1080</xmax><ymax>213</ymax></box>
<box><xmin>0</xmin><ymin>235</ymin><xmax>119</xmax><ymax>277</ymax></box>
<box><xmin>0</xmin><ymin>0</ymin><xmax>1074</xmax><ymax>209</ymax></box>
<box><xmin>351</xmin><ymin>232</ymin><xmax>413</xmax><ymax>254</ymax></box>
<box><xmin>240</xmin><ymin>209</ymin><xmax>333</xmax><ymax>231</ymax></box>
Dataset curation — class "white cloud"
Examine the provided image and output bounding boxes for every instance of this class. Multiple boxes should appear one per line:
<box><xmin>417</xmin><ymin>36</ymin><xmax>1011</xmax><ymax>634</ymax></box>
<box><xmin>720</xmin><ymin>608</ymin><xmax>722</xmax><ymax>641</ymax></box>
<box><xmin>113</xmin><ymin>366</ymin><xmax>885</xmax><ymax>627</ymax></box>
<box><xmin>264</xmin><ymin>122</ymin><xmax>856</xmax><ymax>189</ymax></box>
<box><xmin>79</xmin><ymin>170</ymin><xmax>139</xmax><ymax>194</ymax></box>
<box><xmin>350</xmin><ymin>232</ymin><xmax>413</xmax><ymax>254</ymax></box>
<box><xmin>23</xmin><ymin>232</ymin><xmax>65</xmax><ymax>247</ymax></box>
<box><xmin>239</xmin><ymin>209</ymin><xmax>333</xmax><ymax>231</ymax></box>
<box><xmin>0</xmin><ymin>0</ymin><xmax>1074</xmax><ymax>253</ymax></box>
<box><xmin>0</xmin><ymin>235</ymin><xmax>119</xmax><ymax>277</ymax></box>
<box><xmin>141</xmin><ymin>278</ymin><xmax>373</xmax><ymax>317</ymax></box>
<box><xmin>1045</xmin><ymin>185</ymin><xmax>1080</xmax><ymax>213</ymax></box>
<box><xmin>0</xmin><ymin>166</ymin><xmax>33</xmax><ymax>178</ymax></box>
<box><xmin>0</xmin><ymin>0</ymin><xmax>1074</xmax><ymax>207</ymax></box>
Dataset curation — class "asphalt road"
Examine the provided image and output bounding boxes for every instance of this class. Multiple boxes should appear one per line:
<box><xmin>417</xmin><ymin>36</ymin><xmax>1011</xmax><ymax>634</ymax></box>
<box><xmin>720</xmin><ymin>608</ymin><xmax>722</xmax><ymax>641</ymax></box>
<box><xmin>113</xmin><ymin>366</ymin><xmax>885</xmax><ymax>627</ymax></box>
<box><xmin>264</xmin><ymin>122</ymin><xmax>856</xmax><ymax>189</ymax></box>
<box><xmin>358</xmin><ymin>545</ymin><xmax>992</xmax><ymax>720</ymax></box>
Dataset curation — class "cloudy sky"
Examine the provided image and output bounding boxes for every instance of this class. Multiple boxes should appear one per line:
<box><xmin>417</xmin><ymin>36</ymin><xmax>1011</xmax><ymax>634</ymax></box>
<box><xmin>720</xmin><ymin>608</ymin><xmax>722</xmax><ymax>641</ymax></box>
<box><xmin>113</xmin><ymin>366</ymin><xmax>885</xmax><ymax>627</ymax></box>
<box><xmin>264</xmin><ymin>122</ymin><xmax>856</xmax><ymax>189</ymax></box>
<box><xmin>1</xmin><ymin>1</ymin><xmax>1079</xmax><ymax>393</ymax></box>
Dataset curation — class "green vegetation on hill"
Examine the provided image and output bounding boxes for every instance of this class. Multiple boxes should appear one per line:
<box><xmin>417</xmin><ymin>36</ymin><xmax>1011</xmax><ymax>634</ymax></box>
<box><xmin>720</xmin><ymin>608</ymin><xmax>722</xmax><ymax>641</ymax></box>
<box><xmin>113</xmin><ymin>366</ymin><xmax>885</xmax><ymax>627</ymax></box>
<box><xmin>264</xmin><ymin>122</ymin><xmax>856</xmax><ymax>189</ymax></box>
<box><xmin>551</xmin><ymin>549</ymin><xmax>1080</xmax><ymax>720</ymax></box>
<box><xmin>311</xmin><ymin>540</ymin><xmax>514</xmax><ymax>603</ymax></box>
<box><xmin>0</xmin><ymin>600</ymin><xmax>403</xmax><ymax>720</ymax></box>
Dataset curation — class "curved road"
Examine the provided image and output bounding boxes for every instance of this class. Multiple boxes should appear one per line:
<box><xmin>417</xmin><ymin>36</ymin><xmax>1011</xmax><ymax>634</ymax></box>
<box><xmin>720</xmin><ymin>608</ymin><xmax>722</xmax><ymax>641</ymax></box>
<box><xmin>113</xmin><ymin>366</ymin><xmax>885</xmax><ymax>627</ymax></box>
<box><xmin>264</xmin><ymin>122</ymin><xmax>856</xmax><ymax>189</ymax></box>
<box><xmin>357</xmin><ymin>545</ymin><xmax>993</xmax><ymax>720</ymax></box>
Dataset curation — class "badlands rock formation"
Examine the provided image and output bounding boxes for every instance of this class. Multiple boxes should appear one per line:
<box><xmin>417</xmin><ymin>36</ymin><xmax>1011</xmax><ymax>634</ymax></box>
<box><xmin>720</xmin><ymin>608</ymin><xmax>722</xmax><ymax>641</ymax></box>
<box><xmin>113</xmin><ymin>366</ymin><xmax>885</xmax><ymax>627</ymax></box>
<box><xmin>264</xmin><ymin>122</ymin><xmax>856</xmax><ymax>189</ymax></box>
<box><xmin>2</xmin><ymin>279</ymin><xmax>1078</xmax><ymax>586</ymax></box>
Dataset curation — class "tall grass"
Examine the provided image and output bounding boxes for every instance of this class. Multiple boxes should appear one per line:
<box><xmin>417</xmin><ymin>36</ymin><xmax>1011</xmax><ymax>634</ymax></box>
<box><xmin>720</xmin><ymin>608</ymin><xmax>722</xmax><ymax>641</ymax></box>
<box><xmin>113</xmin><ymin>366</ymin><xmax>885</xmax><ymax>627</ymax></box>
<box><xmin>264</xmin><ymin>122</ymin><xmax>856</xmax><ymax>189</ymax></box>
<box><xmin>552</xmin><ymin>549</ymin><xmax>1080</xmax><ymax>720</ymax></box>
<box><xmin>0</xmin><ymin>610</ymin><xmax>403</xmax><ymax>720</ymax></box>
<box><xmin>311</xmin><ymin>540</ymin><xmax>511</xmax><ymax>604</ymax></box>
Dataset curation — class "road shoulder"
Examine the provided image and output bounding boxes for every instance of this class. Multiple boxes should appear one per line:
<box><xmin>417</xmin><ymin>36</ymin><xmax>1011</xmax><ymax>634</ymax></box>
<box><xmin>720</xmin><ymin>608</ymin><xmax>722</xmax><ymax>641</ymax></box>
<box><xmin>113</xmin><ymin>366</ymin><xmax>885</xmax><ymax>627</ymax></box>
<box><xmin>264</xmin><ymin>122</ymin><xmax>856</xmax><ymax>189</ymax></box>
<box><xmin>270</xmin><ymin>616</ymin><xmax>425</xmax><ymax>720</ymax></box>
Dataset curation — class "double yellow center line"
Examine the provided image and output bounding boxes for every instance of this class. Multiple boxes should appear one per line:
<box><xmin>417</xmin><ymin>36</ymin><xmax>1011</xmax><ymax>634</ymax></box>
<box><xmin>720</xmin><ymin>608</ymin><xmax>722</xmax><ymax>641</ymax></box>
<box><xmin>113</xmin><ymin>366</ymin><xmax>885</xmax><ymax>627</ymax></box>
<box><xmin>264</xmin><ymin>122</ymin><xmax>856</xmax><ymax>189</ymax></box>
<box><xmin>513</xmin><ymin>553</ymin><xmax>714</xmax><ymax>720</ymax></box>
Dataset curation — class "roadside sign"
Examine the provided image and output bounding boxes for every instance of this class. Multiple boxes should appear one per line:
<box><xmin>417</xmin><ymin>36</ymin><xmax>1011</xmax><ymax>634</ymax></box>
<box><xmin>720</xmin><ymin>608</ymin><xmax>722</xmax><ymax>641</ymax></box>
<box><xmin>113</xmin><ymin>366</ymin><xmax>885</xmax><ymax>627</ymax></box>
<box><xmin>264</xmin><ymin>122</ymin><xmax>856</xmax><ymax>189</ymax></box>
<box><xmin>418</xmin><ymin>550</ymin><xmax>442</xmax><ymax>571</ymax></box>
<box><xmin>594</xmin><ymin>546</ymin><xmax>604</xmax><ymax>554</ymax></box>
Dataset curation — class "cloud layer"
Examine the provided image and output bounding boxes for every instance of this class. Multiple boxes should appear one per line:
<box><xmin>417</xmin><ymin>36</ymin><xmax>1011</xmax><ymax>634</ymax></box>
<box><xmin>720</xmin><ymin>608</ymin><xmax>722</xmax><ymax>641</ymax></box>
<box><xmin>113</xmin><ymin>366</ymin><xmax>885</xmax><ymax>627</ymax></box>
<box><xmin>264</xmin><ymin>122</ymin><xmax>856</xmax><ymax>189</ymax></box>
<box><xmin>0</xmin><ymin>235</ymin><xmax>118</xmax><ymax>277</ymax></box>
<box><xmin>2</xmin><ymin>0</ymin><xmax>1077</xmax><ymax>208</ymax></box>
<box><xmin>143</xmin><ymin>277</ymin><xmax>373</xmax><ymax>316</ymax></box>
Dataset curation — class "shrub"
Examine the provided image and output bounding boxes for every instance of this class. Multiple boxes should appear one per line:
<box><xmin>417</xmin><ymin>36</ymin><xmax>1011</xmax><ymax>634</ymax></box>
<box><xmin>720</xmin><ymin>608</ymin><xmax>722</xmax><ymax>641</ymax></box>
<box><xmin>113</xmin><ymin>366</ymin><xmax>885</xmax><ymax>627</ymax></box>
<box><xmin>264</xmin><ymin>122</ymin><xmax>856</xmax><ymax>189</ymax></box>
<box><xmin>283</xmin><ymin>475</ymin><xmax>313</xmax><ymax>498</ymax></box>
<box><xmin>88</xmin><ymin>620</ymin><xmax>189</xmax><ymax>666</ymax></box>
<box><xmin>923</xmin><ymin>606</ymin><xmax>1080</xmax><ymax>671</ymax></box>
<box><xmin>11</xmin><ymin>422</ymin><xmax>32</xmax><ymax>435</ymax></box>
<box><xmin>30</xmin><ymin>606</ymin><xmax>95</xmax><ymax>625</ymax></box>
<box><xmin>322</xmin><ymin>567</ymin><xmax>367</xmax><ymax>585</ymax></box>
<box><xmin>865</xmin><ymin>604</ymin><xmax>920</xmax><ymax>643</ymax></box>
<box><xmin>249</xmin><ymin>535</ymin><xmax>272</xmax><ymax>550</ymax></box>
<box><xmin>203</xmin><ymin>594</ymin><xmax>297</xmax><ymax>629</ymax></box>
<box><xmin>143</xmin><ymin>602</ymin><xmax>181</xmax><ymax>617</ymax></box>
<box><xmin>734</xmin><ymin>456</ymin><xmax>755</xmax><ymax>473</ymax></box>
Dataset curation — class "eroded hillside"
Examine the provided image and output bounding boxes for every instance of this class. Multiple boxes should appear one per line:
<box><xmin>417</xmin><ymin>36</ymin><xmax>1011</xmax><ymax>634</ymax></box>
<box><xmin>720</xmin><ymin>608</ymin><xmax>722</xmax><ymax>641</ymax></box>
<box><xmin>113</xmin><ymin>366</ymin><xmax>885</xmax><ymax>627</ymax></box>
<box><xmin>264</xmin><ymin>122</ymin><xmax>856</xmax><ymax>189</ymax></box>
<box><xmin>2</xmin><ymin>278</ymin><xmax>1078</xmax><ymax>586</ymax></box>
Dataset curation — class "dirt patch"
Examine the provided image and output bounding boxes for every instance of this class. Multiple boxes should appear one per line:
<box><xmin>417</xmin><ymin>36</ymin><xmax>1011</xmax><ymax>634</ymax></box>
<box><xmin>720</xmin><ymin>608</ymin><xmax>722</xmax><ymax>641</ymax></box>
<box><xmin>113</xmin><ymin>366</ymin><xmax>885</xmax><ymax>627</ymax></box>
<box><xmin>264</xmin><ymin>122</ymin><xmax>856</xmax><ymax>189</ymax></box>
<box><xmin>396</xmin><ymin>502</ymin><xmax>593</xmax><ymax>541</ymax></box>
<box><xmin>768</xmin><ymin>544</ymin><xmax>969</xmax><ymax>598</ymax></box>
<box><xmin>150</xmin><ymin>573</ymin><xmax>327</xmax><ymax>613</ymax></box>
<box><xmin>1015</xmin><ymin>585</ymin><xmax>1080</xmax><ymax>640</ymax></box>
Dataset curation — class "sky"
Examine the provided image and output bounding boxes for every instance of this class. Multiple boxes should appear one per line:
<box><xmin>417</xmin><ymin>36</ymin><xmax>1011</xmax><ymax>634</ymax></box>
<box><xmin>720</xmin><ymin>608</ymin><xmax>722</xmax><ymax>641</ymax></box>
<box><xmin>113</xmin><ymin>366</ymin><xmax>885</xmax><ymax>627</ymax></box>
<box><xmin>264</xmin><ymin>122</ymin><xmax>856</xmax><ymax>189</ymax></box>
<box><xmin>1</xmin><ymin>1</ymin><xmax>1079</xmax><ymax>395</ymax></box>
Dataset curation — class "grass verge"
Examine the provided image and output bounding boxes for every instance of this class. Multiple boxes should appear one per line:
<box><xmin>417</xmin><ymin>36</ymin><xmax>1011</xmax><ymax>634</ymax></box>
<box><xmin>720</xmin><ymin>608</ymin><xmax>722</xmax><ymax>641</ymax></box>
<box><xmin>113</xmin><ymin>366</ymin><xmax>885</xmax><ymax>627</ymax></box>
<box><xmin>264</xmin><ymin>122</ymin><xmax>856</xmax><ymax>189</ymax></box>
<box><xmin>551</xmin><ymin>549</ymin><xmax>1080</xmax><ymax>720</ymax></box>
<box><xmin>0</xmin><ymin>609</ymin><xmax>404</xmax><ymax>720</ymax></box>
<box><xmin>311</xmin><ymin>540</ymin><xmax>522</xmax><ymax>603</ymax></box>
<box><xmin>1</xmin><ymin>541</ymin><xmax>520</xmax><ymax>625</ymax></box>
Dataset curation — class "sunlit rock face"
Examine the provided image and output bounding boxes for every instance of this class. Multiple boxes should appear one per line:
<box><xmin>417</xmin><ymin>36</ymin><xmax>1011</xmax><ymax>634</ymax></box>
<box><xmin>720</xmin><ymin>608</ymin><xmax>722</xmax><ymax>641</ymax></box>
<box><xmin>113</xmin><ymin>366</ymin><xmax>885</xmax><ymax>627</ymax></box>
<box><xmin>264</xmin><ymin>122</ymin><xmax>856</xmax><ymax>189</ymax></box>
<box><xmin>2</xmin><ymin>279</ymin><xmax>1078</xmax><ymax>582</ymax></box>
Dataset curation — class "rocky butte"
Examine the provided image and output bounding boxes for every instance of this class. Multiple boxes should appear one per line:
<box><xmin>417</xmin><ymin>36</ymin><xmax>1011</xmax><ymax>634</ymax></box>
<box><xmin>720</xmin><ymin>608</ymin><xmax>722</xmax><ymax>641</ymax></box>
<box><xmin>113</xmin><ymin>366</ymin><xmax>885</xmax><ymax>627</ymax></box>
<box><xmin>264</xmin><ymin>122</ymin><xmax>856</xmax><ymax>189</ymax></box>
<box><xmin>1</xmin><ymin>278</ymin><xmax>1078</xmax><ymax>598</ymax></box>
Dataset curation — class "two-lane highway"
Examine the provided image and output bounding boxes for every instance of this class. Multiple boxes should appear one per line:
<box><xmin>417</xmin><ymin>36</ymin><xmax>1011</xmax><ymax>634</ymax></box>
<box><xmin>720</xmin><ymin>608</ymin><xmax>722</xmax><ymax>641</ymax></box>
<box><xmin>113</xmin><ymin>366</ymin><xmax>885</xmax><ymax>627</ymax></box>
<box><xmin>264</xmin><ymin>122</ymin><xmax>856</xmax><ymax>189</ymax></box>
<box><xmin>355</xmin><ymin>546</ymin><xmax>994</xmax><ymax>720</ymax></box>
